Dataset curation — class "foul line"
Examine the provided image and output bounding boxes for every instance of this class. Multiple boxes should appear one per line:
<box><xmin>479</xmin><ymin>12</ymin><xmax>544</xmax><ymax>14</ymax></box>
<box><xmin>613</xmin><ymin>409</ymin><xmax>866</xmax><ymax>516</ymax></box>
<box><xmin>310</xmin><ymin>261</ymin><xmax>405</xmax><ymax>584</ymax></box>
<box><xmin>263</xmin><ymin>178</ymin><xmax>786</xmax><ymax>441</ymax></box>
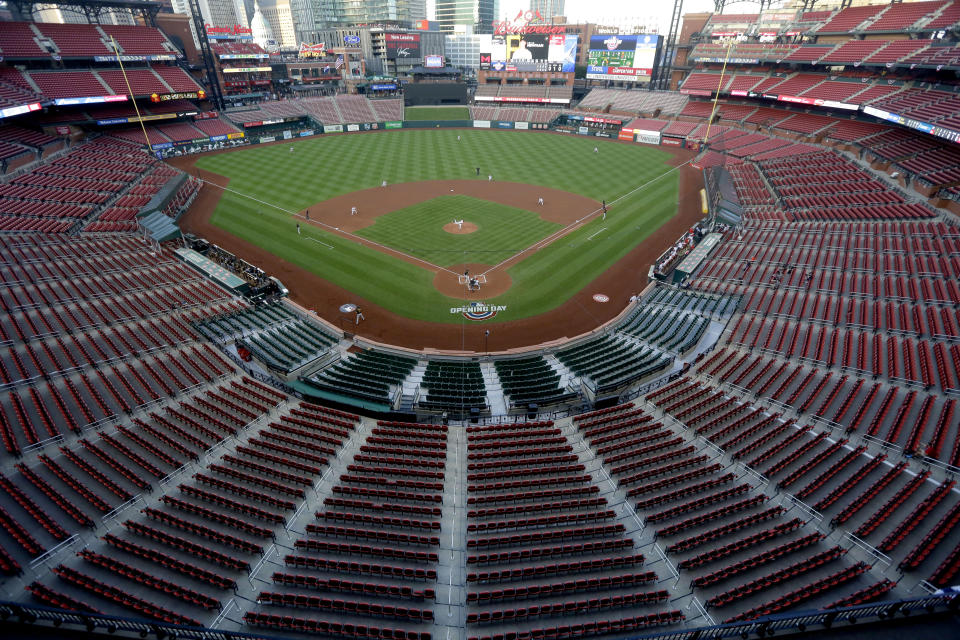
<box><xmin>304</xmin><ymin>236</ymin><xmax>334</xmax><ymax>249</ymax></box>
<box><xmin>478</xmin><ymin>161</ymin><xmax>688</xmax><ymax>279</ymax></box>
<box><xmin>194</xmin><ymin>159</ymin><xmax>687</xmax><ymax>282</ymax></box>
<box><xmin>586</xmin><ymin>227</ymin><xmax>607</xmax><ymax>241</ymax></box>
<box><xmin>195</xmin><ymin>178</ymin><xmax>462</xmax><ymax>277</ymax></box>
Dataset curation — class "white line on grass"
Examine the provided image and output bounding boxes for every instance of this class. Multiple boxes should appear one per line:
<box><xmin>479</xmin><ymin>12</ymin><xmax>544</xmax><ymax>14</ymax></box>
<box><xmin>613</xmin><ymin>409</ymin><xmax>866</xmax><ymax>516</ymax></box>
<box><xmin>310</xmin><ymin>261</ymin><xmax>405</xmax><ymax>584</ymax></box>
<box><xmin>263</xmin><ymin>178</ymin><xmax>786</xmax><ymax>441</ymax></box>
<box><xmin>304</xmin><ymin>236</ymin><xmax>334</xmax><ymax>249</ymax></box>
<box><xmin>586</xmin><ymin>227</ymin><xmax>607</xmax><ymax>241</ymax></box>
<box><xmin>478</xmin><ymin>161</ymin><xmax>688</xmax><ymax>279</ymax></box>
<box><xmin>193</xmin><ymin>178</ymin><xmax>461</xmax><ymax>276</ymax></box>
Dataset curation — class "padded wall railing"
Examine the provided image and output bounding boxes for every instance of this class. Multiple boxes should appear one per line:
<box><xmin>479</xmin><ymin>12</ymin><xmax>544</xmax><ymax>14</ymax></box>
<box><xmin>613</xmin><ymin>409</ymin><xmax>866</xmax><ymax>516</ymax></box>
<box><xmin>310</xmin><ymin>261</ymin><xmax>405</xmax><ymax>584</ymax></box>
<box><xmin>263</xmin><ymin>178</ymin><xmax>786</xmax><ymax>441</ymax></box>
<box><xmin>0</xmin><ymin>592</ymin><xmax>957</xmax><ymax>640</ymax></box>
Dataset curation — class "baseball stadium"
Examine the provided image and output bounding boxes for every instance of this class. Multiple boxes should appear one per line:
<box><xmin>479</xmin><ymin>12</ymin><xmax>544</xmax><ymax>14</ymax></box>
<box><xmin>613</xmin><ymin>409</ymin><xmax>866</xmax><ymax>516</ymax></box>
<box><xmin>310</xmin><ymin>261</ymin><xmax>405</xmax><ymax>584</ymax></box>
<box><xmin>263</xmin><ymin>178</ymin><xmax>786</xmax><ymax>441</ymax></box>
<box><xmin>0</xmin><ymin>3</ymin><xmax>958</xmax><ymax>640</ymax></box>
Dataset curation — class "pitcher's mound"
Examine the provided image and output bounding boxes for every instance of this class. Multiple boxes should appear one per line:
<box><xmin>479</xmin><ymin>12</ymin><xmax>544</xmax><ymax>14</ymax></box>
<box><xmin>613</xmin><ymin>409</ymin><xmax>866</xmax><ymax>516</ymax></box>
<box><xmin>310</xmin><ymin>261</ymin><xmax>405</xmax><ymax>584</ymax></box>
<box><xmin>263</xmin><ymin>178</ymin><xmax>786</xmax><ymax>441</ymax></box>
<box><xmin>443</xmin><ymin>221</ymin><xmax>478</xmax><ymax>234</ymax></box>
<box><xmin>434</xmin><ymin>263</ymin><xmax>512</xmax><ymax>299</ymax></box>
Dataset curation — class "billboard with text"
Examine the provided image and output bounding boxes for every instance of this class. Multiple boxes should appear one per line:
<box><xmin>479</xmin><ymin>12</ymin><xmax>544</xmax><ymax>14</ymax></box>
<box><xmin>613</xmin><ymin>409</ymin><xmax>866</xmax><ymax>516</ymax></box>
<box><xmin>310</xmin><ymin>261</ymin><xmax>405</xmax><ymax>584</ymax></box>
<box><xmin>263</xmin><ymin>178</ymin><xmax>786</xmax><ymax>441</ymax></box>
<box><xmin>586</xmin><ymin>34</ymin><xmax>661</xmax><ymax>83</ymax></box>
<box><xmin>385</xmin><ymin>32</ymin><xmax>421</xmax><ymax>60</ymax></box>
<box><xmin>478</xmin><ymin>34</ymin><xmax>577</xmax><ymax>72</ymax></box>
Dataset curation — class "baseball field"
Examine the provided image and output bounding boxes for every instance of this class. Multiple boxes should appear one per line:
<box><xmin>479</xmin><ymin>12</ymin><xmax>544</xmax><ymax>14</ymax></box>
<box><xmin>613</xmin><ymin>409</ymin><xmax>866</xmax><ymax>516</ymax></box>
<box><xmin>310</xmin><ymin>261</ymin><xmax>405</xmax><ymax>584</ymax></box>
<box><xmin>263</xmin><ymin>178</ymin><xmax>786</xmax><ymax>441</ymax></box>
<box><xmin>181</xmin><ymin>128</ymin><xmax>695</xmax><ymax>347</ymax></box>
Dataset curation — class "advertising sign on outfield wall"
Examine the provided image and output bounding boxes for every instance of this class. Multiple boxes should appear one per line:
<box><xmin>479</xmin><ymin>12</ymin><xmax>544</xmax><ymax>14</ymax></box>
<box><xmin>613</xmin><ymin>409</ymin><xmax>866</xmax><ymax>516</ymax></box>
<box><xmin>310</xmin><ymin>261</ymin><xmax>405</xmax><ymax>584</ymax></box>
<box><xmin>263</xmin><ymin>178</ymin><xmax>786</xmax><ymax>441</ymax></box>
<box><xmin>385</xmin><ymin>121</ymin><xmax>402</xmax><ymax>129</ymax></box>
<box><xmin>346</xmin><ymin>124</ymin><xmax>360</xmax><ymax>131</ymax></box>
<box><xmin>473</xmin><ymin>120</ymin><xmax>491</xmax><ymax>128</ymax></box>
<box><xmin>324</xmin><ymin>125</ymin><xmax>343</xmax><ymax>133</ymax></box>
<box><xmin>618</xmin><ymin>128</ymin><xmax>634</xmax><ymax>141</ymax></box>
<box><xmin>634</xmin><ymin>130</ymin><xmax>661</xmax><ymax>145</ymax></box>
<box><xmin>515</xmin><ymin>122</ymin><xmax>529</xmax><ymax>129</ymax></box>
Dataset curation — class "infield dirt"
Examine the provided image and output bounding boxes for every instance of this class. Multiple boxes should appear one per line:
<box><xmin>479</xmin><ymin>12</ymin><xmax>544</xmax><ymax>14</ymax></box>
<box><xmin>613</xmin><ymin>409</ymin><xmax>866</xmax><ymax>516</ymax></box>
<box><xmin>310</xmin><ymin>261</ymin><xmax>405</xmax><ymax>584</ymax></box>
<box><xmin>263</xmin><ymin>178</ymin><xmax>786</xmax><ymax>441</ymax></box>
<box><xmin>171</xmin><ymin>139</ymin><xmax>702</xmax><ymax>353</ymax></box>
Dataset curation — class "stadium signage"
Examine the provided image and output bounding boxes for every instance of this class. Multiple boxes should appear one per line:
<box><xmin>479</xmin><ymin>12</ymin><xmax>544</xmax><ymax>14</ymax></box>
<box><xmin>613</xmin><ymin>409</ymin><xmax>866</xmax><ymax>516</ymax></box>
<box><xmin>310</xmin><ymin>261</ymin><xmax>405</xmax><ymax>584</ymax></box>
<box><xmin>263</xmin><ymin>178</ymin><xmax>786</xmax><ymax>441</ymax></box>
<box><xmin>492</xmin><ymin>10</ymin><xmax>565</xmax><ymax>35</ymax></box>
<box><xmin>371</xmin><ymin>83</ymin><xmax>397</xmax><ymax>90</ymax></box>
<box><xmin>450</xmin><ymin>302</ymin><xmax>506</xmax><ymax>321</ymax></box>
<box><xmin>693</xmin><ymin>57</ymin><xmax>759</xmax><ymax>65</ymax></box>
<box><xmin>299</xmin><ymin>43</ymin><xmax>325</xmax><ymax>57</ymax></box>
<box><xmin>776</xmin><ymin>94</ymin><xmax>857</xmax><ymax>111</ymax></box>
<box><xmin>94</xmin><ymin>54</ymin><xmax>177</xmax><ymax>62</ymax></box>
<box><xmin>567</xmin><ymin>114</ymin><xmax>622</xmax><ymax>124</ymax></box>
<box><xmin>474</xmin><ymin>96</ymin><xmax>569</xmax><ymax>104</ymax></box>
<box><xmin>54</xmin><ymin>95</ymin><xmax>127</xmax><ymax>106</ymax></box>
<box><xmin>219</xmin><ymin>53</ymin><xmax>269</xmax><ymax>59</ymax></box>
<box><xmin>635</xmin><ymin>130</ymin><xmax>661</xmax><ymax>145</ymax></box>
<box><xmin>151</xmin><ymin>91</ymin><xmax>206</xmax><ymax>102</ymax></box>
<box><xmin>863</xmin><ymin>106</ymin><xmax>960</xmax><ymax>143</ymax></box>
<box><xmin>223</xmin><ymin>66</ymin><xmax>272</xmax><ymax>73</ymax></box>
<box><xmin>385</xmin><ymin>121</ymin><xmax>402</xmax><ymax>128</ymax></box>
<box><xmin>344</xmin><ymin>35</ymin><xmax>361</xmax><ymax>46</ymax></box>
<box><xmin>324</xmin><ymin>124</ymin><xmax>344</xmax><ymax>133</ymax></box>
<box><xmin>205</xmin><ymin>24</ymin><xmax>252</xmax><ymax>39</ymax></box>
<box><xmin>0</xmin><ymin>102</ymin><xmax>41</xmax><ymax>120</ymax></box>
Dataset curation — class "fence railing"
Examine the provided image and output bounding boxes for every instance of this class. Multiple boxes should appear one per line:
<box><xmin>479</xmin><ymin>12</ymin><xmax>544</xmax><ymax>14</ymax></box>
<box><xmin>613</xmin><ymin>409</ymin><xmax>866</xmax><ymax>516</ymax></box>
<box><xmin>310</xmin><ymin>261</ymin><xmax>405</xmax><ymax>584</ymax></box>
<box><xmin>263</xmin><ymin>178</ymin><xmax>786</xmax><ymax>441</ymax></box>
<box><xmin>0</xmin><ymin>592</ymin><xmax>955</xmax><ymax>640</ymax></box>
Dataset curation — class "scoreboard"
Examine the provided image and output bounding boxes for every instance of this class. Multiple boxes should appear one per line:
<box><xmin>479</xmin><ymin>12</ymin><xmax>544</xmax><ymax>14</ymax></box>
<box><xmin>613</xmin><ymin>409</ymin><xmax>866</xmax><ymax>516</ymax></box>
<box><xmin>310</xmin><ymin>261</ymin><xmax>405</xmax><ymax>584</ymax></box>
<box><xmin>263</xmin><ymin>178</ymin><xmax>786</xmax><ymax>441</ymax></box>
<box><xmin>586</xmin><ymin>34</ymin><xmax>661</xmax><ymax>83</ymax></box>
<box><xmin>479</xmin><ymin>34</ymin><xmax>578</xmax><ymax>73</ymax></box>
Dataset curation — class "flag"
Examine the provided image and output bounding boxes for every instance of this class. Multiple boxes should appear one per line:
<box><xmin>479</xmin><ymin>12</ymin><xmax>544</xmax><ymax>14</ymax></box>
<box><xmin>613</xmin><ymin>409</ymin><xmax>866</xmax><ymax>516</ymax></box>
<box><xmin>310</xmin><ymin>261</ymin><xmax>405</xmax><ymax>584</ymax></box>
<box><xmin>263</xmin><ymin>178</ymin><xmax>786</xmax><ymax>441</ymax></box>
<box><xmin>335</xmin><ymin>55</ymin><xmax>343</xmax><ymax>69</ymax></box>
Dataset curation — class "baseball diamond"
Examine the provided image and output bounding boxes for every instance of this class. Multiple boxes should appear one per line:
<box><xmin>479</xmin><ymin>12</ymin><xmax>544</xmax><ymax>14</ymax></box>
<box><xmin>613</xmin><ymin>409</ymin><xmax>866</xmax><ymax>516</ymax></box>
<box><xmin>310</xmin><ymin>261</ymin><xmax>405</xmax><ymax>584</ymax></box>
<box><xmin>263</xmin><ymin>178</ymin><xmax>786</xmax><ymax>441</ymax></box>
<box><xmin>175</xmin><ymin>129</ymin><xmax>701</xmax><ymax>351</ymax></box>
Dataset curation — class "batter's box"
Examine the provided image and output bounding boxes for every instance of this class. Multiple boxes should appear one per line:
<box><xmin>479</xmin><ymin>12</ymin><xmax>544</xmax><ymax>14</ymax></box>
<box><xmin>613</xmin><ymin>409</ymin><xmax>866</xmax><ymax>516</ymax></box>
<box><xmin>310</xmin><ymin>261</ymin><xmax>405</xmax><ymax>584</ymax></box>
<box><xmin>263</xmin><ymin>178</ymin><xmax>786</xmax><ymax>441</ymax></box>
<box><xmin>458</xmin><ymin>274</ymin><xmax>488</xmax><ymax>285</ymax></box>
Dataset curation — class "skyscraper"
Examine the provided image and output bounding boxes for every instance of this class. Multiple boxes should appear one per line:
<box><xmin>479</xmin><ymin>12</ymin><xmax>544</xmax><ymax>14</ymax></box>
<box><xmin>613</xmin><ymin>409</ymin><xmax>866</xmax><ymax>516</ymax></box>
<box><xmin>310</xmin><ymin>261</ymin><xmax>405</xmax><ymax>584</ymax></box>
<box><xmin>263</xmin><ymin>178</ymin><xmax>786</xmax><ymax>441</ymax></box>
<box><xmin>331</xmin><ymin>0</ymin><xmax>427</xmax><ymax>26</ymax></box>
<box><xmin>435</xmin><ymin>0</ymin><xmax>498</xmax><ymax>34</ymax></box>
<box><xmin>529</xmin><ymin>0</ymin><xmax>564</xmax><ymax>23</ymax></box>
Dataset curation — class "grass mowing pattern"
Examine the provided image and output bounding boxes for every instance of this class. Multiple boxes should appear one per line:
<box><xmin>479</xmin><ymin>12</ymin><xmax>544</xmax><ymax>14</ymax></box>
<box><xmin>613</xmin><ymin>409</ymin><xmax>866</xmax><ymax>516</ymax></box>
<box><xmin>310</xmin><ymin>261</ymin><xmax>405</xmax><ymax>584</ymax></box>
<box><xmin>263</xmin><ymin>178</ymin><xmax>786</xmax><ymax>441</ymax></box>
<box><xmin>355</xmin><ymin>195</ymin><xmax>562</xmax><ymax>268</ymax></box>
<box><xmin>197</xmin><ymin>129</ymin><xmax>680</xmax><ymax>324</ymax></box>
<box><xmin>404</xmin><ymin>106</ymin><xmax>470</xmax><ymax>120</ymax></box>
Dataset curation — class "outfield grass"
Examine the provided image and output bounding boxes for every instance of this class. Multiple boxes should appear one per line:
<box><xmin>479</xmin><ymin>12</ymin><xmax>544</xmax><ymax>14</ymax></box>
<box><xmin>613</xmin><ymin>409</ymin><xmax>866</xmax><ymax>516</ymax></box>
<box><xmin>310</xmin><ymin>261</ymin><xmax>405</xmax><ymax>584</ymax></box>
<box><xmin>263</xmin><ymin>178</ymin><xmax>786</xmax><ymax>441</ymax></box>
<box><xmin>355</xmin><ymin>196</ymin><xmax>562</xmax><ymax>268</ymax></box>
<box><xmin>404</xmin><ymin>106</ymin><xmax>470</xmax><ymax>120</ymax></box>
<box><xmin>196</xmin><ymin>129</ymin><xmax>679</xmax><ymax>324</ymax></box>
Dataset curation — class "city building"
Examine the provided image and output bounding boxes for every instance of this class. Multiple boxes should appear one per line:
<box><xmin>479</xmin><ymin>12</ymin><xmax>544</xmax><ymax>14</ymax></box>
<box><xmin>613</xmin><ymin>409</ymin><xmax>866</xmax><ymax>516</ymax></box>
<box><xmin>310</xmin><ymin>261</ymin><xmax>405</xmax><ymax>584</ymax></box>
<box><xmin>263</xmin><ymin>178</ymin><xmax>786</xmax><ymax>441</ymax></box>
<box><xmin>529</xmin><ymin>0</ymin><xmax>564</xmax><ymax>23</ymax></box>
<box><xmin>435</xmin><ymin>0</ymin><xmax>498</xmax><ymax>34</ymax></box>
<box><xmin>328</xmin><ymin>0</ymin><xmax>427</xmax><ymax>26</ymax></box>
<box><xmin>258</xmin><ymin>0</ymin><xmax>297</xmax><ymax>48</ymax></box>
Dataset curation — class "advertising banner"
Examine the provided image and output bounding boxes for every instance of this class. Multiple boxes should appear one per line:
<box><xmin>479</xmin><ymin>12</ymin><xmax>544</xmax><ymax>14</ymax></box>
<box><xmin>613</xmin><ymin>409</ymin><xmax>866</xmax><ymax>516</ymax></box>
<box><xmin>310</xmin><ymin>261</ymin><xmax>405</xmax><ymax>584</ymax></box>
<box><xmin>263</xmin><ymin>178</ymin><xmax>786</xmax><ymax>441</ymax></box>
<box><xmin>478</xmin><ymin>33</ymin><xmax>577</xmax><ymax>72</ymax></box>
<box><xmin>618</xmin><ymin>128</ymin><xmax>634</xmax><ymax>141</ymax></box>
<box><xmin>324</xmin><ymin>124</ymin><xmax>343</xmax><ymax>133</ymax></box>
<box><xmin>473</xmin><ymin>120</ymin><xmax>491</xmax><ymax>128</ymax></box>
<box><xmin>385</xmin><ymin>121</ymin><xmax>402</xmax><ymax>129</ymax></box>
<box><xmin>346</xmin><ymin>124</ymin><xmax>360</xmax><ymax>131</ymax></box>
<box><xmin>260</xmin><ymin>136</ymin><xmax>276</xmax><ymax>143</ymax></box>
<box><xmin>222</xmin><ymin>66</ymin><xmax>271</xmax><ymax>73</ymax></box>
<box><xmin>635</xmin><ymin>130</ymin><xmax>662</xmax><ymax>145</ymax></box>
<box><xmin>515</xmin><ymin>121</ymin><xmax>529</xmax><ymax>129</ymax></box>
<box><xmin>385</xmin><ymin>33</ymin><xmax>421</xmax><ymax>60</ymax></box>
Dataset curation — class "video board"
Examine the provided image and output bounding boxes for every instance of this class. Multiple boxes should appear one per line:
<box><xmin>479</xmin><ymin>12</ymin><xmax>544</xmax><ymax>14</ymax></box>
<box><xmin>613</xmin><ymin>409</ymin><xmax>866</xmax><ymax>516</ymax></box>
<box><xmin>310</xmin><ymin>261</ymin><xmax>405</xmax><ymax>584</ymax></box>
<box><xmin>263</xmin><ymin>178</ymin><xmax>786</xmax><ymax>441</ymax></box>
<box><xmin>586</xmin><ymin>34</ymin><xmax>661</xmax><ymax>83</ymax></box>
<box><xmin>478</xmin><ymin>34</ymin><xmax>578</xmax><ymax>73</ymax></box>
<box><xmin>385</xmin><ymin>33</ymin><xmax>421</xmax><ymax>60</ymax></box>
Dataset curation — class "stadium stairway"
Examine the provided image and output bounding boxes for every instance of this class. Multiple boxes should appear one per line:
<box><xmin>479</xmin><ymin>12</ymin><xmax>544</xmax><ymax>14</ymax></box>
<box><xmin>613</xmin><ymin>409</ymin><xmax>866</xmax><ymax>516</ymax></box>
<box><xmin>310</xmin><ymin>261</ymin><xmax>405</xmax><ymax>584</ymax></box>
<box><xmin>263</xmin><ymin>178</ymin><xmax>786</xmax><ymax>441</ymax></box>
<box><xmin>478</xmin><ymin>363</ymin><xmax>507</xmax><ymax>417</ymax></box>
<box><xmin>399</xmin><ymin>363</ymin><xmax>426</xmax><ymax>412</ymax></box>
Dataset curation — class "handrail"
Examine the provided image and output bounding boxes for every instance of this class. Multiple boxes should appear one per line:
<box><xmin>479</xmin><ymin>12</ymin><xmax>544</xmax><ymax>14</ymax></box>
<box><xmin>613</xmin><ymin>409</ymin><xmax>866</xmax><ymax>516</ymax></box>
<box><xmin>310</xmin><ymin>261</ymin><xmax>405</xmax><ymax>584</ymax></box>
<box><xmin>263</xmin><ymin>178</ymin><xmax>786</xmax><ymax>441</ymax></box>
<box><xmin>0</xmin><ymin>592</ymin><xmax>955</xmax><ymax>640</ymax></box>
